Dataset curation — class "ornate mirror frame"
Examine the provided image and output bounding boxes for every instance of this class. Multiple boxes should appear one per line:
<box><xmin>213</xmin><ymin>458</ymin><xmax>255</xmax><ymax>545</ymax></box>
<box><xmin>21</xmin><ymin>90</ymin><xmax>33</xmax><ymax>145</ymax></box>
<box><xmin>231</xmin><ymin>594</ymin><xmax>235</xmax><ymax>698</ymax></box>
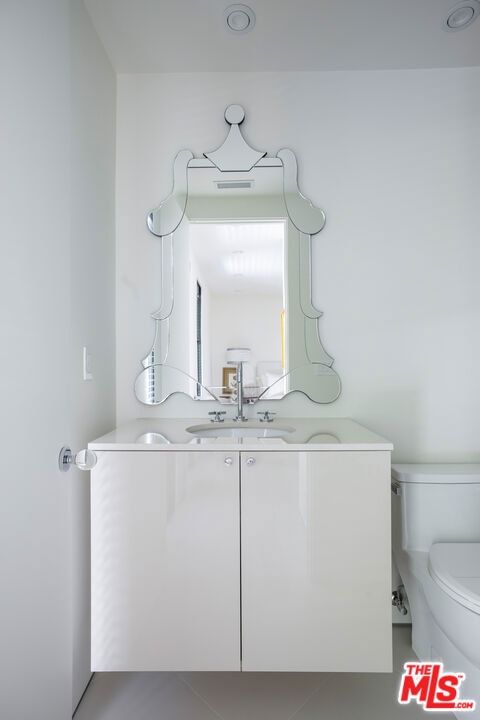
<box><xmin>134</xmin><ymin>105</ymin><xmax>341</xmax><ymax>405</ymax></box>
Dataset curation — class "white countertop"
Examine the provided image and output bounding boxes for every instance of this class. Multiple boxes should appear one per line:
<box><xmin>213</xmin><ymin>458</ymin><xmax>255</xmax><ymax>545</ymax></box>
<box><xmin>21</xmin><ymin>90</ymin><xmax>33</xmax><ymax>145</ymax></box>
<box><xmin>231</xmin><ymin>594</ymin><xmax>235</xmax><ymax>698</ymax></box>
<box><xmin>89</xmin><ymin>417</ymin><xmax>393</xmax><ymax>451</ymax></box>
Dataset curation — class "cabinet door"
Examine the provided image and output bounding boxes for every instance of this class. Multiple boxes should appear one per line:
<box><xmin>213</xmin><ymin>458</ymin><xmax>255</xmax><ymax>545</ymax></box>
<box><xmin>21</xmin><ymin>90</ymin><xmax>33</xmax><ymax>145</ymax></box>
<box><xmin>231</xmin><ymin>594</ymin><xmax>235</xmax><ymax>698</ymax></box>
<box><xmin>91</xmin><ymin>451</ymin><xmax>240</xmax><ymax>670</ymax></box>
<box><xmin>241</xmin><ymin>451</ymin><xmax>391</xmax><ymax>671</ymax></box>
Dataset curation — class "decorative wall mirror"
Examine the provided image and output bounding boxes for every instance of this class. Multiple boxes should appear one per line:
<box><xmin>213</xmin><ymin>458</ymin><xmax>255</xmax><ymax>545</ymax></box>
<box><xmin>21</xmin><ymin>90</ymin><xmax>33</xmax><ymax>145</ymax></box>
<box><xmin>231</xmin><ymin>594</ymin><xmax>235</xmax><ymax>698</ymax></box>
<box><xmin>134</xmin><ymin>105</ymin><xmax>341</xmax><ymax>405</ymax></box>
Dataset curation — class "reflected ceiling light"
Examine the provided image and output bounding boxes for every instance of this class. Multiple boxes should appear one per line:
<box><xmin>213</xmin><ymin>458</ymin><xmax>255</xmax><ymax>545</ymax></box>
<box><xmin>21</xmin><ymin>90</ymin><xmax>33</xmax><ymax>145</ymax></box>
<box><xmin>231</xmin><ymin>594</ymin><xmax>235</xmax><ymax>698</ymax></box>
<box><xmin>224</xmin><ymin>4</ymin><xmax>256</xmax><ymax>34</ymax></box>
<box><xmin>223</xmin><ymin>248</ymin><xmax>283</xmax><ymax>283</ymax></box>
<box><xmin>444</xmin><ymin>0</ymin><xmax>479</xmax><ymax>30</ymax></box>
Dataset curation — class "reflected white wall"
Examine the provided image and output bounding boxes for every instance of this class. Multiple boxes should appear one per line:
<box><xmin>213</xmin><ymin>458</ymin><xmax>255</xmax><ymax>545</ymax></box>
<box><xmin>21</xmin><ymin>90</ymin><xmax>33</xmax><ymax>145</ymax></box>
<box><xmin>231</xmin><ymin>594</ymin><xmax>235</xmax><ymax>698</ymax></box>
<box><xmin>210</xmin><ymin>294</ymin><xmax>282</xmax><ymax>389</ymax></box>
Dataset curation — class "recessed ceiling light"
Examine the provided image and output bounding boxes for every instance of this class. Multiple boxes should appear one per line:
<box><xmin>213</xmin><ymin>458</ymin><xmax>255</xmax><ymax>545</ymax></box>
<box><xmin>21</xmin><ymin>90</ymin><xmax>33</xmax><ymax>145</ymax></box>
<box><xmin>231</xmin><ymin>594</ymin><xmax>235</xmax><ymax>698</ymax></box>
<box><xmin>224</xmin><ymin>4</ymin><xmax>256</xmax><ymax>34</ymax></box>
<box><xmin>444</xmin><ymin>0</ymin><xmax>480</xmax><ymax>30</ymax></box>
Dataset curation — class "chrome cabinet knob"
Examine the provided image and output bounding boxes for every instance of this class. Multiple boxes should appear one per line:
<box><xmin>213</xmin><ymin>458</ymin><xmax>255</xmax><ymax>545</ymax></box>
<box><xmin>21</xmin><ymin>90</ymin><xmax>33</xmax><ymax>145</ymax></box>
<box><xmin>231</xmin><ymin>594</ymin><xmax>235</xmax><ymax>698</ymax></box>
<box><xmin>224</xmin><ymin>457</ymin><xmax>233</xmax><ymax>466</ymax></box>
<box><xmin>246</xmin><ymin>457</ymin><xmax>255</xmax><ymax>465</ymax></box>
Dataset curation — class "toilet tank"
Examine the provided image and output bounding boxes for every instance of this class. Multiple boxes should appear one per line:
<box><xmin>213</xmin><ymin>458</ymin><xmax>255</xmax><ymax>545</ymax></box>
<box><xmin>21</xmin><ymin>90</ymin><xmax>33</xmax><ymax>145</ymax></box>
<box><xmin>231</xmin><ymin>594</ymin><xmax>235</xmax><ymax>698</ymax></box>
<box><xmin>391</xmin><ymin>464</ymin><xmax>480</xmax><ymax>552</ymax></box>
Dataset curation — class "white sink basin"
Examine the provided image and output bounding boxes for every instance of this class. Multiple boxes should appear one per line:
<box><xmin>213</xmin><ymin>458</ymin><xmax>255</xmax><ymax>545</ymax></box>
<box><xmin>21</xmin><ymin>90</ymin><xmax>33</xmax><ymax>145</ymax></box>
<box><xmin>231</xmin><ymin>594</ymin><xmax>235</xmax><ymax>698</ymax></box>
<box><xmin>186</xmin><ymin>422</ymin><xmax>294</xmax><ymax>439</ymax></box>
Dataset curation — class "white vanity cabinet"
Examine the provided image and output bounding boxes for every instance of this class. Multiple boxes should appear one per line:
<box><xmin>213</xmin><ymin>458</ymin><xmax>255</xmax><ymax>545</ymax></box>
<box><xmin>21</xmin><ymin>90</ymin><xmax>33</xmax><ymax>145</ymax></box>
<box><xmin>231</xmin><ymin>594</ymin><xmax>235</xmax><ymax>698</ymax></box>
<box><xmin>241</xmin><ymin>450</ymin><xmax>392</xmax><ymax>672</ymax></box>
<box><xmin>90</xmin><ymin>437</ymin><xmax>392</xmax><ymax>672</ymax></box>
<box><xmin>91</xmin><ymin>450</ymin><xmax>241</xmax><ymax>671</ymax></box>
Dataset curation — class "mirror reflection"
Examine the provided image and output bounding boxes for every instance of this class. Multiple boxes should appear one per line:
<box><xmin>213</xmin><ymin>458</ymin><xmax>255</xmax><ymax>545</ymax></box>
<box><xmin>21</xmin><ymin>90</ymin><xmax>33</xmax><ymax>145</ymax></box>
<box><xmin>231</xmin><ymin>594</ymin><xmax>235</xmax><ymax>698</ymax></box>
<box><xmin>135</xmin><ymin>105</ymin><xmax>341</xmax><ymax>406</ymax></box>
<box><xmin>190</xmin><ymin>220</ymin><xmax>285</xmax><ymax>401</ymax></box>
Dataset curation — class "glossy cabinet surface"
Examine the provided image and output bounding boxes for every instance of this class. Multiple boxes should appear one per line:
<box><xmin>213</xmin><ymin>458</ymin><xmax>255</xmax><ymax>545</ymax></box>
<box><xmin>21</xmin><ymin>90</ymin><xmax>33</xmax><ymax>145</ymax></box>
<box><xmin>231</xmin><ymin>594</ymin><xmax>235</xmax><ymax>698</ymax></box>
<box><xmin>241</xmin><ymin>451</ymin><xmax>392</xmax><ymax>671</ymax></box>
<box><xmin>91</xmin><ymin>451</ymin><xmax>240</xmax><ymax>670</ymax></box>
<box><xmin>91</xmin><ymin>448</ymin><xmax>391</xmax><ymax>671</ymax></box>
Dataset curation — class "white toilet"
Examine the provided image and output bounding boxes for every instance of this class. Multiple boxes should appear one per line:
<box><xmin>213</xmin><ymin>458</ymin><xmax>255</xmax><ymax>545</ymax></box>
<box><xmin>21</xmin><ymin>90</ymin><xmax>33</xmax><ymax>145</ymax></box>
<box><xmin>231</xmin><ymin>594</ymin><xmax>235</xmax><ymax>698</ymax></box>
<box><xmin>391</xmin><ymin>463</ymin><xmax>480</xmax><ymax>717</ymax></box>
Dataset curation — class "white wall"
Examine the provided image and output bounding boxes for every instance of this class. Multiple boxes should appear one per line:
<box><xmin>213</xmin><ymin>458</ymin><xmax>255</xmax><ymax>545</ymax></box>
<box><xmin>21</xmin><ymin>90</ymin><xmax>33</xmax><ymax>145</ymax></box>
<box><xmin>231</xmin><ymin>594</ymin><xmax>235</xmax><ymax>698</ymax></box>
<box><xmin>116</xmin><ymin>69</ymin><xmax>480</xmax><ymax>462</ymax></box>
<box><xmin>70</xmin><ymin>1</ymin><xmax>116</xmax><ymax>709</ymax></box>
<box><xmin>0</xmin><ymin>1</ymin><xmax>115</xmax><ymax>717</ymax></box>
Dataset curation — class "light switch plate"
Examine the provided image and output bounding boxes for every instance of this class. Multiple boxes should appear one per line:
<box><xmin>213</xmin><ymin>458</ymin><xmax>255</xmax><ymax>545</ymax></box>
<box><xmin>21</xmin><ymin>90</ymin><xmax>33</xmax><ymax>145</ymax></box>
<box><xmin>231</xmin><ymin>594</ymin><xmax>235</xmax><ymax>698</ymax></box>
<box><xmin>83</xmin><ymin>346</ymin><xmax>93</xmax><ymax>381</ymax></box>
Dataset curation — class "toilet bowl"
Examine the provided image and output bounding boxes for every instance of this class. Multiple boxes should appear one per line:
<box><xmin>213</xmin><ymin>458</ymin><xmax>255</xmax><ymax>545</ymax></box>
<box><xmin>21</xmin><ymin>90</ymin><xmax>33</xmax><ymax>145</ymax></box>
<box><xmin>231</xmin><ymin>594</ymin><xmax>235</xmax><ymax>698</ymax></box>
<box><xmin>428</xmin><ymin>543</ymin><xmax>480</xmax><ymax>668</ymax></box>
<box><xmin>391</xmin><ymin>464</ymin><xmax>480</xmax><ymax>717</ymax></box>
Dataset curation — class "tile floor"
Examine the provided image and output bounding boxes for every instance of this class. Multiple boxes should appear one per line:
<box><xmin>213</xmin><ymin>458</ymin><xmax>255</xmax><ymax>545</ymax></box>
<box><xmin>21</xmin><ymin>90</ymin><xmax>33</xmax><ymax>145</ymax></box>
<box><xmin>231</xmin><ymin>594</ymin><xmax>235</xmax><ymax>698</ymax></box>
<box><xmin>74</xmin><ymin>626</ymin><xmax>455</xmax><ymax>720</ymax></box>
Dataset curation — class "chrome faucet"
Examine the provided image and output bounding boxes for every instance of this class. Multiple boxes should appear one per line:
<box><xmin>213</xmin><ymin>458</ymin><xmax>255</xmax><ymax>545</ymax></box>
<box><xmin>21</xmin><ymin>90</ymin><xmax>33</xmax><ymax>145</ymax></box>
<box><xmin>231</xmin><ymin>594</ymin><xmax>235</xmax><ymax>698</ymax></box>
<box><xmin>233</xmin><ymin>361</ymin><xmax>248</xmax><ymax>422</ymax></box>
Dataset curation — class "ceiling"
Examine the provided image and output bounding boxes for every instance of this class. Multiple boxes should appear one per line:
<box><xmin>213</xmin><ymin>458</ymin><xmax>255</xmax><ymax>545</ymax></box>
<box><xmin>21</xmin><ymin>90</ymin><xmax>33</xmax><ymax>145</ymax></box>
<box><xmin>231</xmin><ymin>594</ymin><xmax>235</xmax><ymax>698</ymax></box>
<box><xmin>83</xmin><ymin>0</ymin><xmax>480</xmax><ymax>73</ymax></box>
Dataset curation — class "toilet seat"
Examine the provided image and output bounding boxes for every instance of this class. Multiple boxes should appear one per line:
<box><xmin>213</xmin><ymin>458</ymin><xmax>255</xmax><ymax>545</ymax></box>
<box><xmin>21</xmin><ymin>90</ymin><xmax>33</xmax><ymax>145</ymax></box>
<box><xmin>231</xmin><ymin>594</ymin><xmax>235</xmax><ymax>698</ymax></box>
<box><xmin>428</xmin><ymin>543</ymin><xmax>480</xmax><ymax>615</ymax></box>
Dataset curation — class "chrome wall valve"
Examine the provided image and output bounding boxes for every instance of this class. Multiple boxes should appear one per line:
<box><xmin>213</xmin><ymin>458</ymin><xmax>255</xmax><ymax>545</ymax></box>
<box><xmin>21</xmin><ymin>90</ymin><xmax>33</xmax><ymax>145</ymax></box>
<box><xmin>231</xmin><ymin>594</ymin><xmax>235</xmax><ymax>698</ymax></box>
<box><xmin>58</xmin><ymin>446</ymin><xmax>97</xmax><ymax>472</ymax></box>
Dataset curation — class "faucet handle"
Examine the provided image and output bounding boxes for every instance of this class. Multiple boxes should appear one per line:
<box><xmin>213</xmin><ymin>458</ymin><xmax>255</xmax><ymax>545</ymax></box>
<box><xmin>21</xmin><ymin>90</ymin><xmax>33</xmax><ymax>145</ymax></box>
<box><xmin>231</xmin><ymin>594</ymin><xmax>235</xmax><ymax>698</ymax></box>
<box><xmin>257</xmin><ymin>411</ymin><xmax>276</xmax><ymax>423</ymax></box>
<box><xmin>209</xmin><ymin>411</ymin><xmax>226</xmax><ymax>423</ymax></box>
